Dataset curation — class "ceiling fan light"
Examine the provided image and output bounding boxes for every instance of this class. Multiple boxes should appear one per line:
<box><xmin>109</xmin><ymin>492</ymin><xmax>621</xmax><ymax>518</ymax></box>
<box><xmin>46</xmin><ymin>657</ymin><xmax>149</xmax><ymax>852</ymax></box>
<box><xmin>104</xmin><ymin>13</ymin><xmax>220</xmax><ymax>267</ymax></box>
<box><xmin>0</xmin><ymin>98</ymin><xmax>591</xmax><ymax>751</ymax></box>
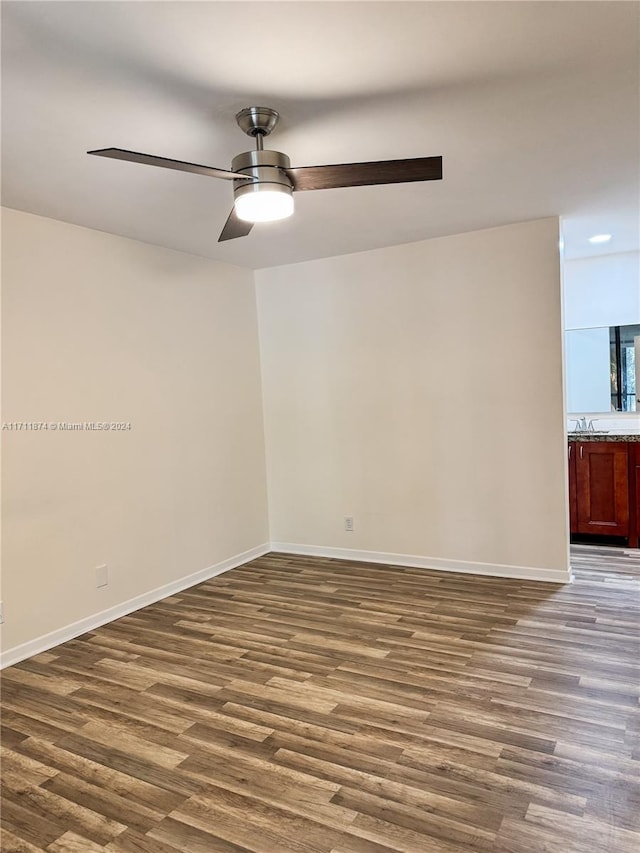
<box><xmin>235</xmin><ymin>188</ymin><xmax>294</xmax><ymax>223</ymax></box>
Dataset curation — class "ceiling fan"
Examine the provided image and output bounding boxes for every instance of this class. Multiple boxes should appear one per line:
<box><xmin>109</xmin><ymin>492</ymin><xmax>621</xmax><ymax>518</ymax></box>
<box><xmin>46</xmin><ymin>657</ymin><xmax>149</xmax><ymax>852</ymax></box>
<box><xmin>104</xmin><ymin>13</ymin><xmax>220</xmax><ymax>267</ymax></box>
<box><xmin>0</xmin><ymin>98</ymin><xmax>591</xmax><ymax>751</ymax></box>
<box><xmin>88</xmin><ymin>107</ymin><xmax>443</xmax><ymax>242</ymax></box>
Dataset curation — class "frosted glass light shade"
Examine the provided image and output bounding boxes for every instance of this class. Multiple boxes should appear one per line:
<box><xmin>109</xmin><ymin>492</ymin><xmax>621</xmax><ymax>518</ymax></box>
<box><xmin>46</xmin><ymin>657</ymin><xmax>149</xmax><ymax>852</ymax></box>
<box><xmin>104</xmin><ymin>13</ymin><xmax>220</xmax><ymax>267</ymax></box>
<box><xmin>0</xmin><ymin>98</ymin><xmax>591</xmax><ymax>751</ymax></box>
<box><xmin>235</xmin><ymin>189</ymin><xmax>294</xmax><ymax>223</ymax></box>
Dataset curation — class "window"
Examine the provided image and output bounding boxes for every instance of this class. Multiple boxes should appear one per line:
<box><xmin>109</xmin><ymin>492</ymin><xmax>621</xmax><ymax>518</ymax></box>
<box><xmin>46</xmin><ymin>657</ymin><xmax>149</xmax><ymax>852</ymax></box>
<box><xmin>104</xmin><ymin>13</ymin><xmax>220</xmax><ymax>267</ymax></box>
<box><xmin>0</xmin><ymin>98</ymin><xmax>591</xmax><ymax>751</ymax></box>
<box><xmin>610</xmin><ymin>324</ymin><xmax>639</xmax><ymax>411</ymax></box>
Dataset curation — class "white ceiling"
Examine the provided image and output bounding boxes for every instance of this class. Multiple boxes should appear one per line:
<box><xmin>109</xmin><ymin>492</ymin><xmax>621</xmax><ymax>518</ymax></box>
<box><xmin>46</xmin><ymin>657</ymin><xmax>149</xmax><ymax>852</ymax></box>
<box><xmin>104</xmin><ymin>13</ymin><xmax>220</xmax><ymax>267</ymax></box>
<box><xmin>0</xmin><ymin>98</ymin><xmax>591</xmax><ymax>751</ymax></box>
<box><xmin>2</xmin><ymin>1</ymin><xmax>639</xmax><ymax>269</ymax></box>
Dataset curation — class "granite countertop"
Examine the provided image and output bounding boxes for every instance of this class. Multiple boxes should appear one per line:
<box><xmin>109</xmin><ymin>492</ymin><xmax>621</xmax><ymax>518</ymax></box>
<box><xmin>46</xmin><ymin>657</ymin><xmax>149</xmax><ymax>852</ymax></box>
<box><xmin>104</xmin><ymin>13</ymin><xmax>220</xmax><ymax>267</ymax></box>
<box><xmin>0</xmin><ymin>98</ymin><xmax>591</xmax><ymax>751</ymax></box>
<box><xmin>567</xmin><ymin>433</ymin><xmax>640</xmax><ymax>442</ymax></box>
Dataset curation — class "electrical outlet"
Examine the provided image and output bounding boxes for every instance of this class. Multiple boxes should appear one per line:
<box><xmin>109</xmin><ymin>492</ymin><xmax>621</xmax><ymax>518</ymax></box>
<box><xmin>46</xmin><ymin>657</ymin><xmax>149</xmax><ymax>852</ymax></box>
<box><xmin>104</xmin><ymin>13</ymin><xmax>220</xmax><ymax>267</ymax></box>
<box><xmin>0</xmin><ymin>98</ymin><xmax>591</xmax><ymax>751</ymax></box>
<box><xmin>0</xmin><ymin>601</ymin><xmax>4</xmax><ymax>624</ymax></box>
<box><xmin>96</xmin><ymin>564</ymin><xmax>108</xmax><ymax>588</ymax></box>
<box><xmin>344</xmin><ymin>516</ymin><xmax>354</xmax><ymax>532</ymax></box>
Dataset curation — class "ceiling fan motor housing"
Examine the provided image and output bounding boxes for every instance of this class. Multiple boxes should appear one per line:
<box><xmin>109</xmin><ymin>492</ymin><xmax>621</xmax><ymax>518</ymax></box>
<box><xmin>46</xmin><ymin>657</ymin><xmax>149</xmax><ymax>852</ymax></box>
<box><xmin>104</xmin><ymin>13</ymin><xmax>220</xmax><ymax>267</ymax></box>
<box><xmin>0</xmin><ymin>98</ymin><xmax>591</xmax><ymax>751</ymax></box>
<box><xmin>231</xmin><ymin>149</ymin><xmax>293</xmax><ymax>205</ymax></box>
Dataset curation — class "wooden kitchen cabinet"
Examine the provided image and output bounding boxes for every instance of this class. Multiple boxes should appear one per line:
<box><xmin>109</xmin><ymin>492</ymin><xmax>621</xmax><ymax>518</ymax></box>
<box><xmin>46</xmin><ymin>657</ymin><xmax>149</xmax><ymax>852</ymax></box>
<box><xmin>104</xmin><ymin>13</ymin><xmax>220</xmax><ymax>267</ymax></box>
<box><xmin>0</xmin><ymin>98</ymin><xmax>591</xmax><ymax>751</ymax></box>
<box><xmin>568</xmin><ymin>442</ymin><xmax>578</xmax><ymax>533</ymax></box>
<box><xmin>633</xmin><ymin>443</ymin><xmax>640</xmax><ymax>548</ymax></box>
<box><xmin>575</xmin><ymin>442</ymin><xmax>629</xmax><ymax>536</ymax></box>
<box><xmin>568</xmin><ymin>440</ymin><xmax>638</xmax><ymax>546</ymax></box>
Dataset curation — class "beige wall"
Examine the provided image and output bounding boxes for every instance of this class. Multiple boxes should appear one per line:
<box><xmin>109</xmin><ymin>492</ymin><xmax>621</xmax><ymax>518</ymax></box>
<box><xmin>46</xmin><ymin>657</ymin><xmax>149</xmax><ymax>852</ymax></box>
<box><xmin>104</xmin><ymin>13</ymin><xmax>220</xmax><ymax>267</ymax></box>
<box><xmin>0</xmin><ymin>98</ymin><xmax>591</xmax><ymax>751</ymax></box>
<box><xmin>1</xmin><ymin>211</ymin><xmax>570</xmax><ymax>661</ymax></box>
<box><xmin>564</xmin><ymin>251</ymin><xmax>640</xmax><ymax>330</ymax></box>
<box><xmin>1</xmin><ymin>209</ymin><xmax>269</xmax><ymax>654</ymax></box>
<box><xmin>257</xmin><ymin>218</ymin><xmax>569</xmax><ymax>578</ymax></box>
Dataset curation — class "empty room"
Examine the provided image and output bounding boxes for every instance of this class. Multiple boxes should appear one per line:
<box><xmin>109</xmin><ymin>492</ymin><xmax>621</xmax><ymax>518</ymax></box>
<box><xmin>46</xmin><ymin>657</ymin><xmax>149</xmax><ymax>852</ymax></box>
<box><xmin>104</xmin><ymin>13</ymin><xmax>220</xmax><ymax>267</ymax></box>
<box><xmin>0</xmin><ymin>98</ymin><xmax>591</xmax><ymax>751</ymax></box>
<box><xmin>1</xmin><ymin>2</ymin><xmax>639</xmax><ymax>852</ymax></box>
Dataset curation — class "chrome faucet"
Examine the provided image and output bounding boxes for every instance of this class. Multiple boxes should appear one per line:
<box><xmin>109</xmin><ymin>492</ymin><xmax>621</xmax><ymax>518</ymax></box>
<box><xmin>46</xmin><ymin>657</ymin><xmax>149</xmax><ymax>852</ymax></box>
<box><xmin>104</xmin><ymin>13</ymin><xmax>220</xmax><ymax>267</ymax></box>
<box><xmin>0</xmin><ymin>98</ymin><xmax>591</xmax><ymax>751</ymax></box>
<box><xmin>573</xmin><ymin>417</ymin><xmax>595</xmax><ymax>432</ymax></box>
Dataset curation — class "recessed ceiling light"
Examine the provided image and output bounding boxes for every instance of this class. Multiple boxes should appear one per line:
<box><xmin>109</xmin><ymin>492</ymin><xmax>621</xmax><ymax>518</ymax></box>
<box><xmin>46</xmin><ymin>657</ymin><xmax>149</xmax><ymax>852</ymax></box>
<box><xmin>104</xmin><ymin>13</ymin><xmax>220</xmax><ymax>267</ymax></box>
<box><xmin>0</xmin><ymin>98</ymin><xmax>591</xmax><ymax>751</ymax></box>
<box><xmin>588</xmin><ymin>234</ymin><xmax>612</xmax><ymax>244</ymax></box>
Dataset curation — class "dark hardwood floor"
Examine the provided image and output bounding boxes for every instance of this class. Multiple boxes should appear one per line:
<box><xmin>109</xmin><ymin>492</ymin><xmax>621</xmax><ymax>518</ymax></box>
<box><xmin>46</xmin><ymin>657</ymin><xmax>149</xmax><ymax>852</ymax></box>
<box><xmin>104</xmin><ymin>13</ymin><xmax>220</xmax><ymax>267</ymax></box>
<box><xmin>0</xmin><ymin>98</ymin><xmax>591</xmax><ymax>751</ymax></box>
<box><xmin>1</xmin><ymin>545</ymin><xmax>639</xmax><ymax>852</ymax></box>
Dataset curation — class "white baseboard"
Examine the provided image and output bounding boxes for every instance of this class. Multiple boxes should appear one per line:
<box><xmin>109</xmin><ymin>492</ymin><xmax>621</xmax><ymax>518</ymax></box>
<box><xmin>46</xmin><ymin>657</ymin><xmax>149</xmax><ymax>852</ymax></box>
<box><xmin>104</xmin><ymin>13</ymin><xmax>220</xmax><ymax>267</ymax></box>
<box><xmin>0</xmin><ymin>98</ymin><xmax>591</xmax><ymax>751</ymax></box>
<box><xmin>270</xmin><ymin>542</ymin><xmax>574</xmax><ymax>584</ymax></box>
<box><xmin>0</xmin><ymin>543</ymin><xmax>270</xmax><ymax>669</ymax></box>
<box><xmin>1</xmin><ymin>540</ymin><xmax>572</xmax><ymax>669</ymax></box>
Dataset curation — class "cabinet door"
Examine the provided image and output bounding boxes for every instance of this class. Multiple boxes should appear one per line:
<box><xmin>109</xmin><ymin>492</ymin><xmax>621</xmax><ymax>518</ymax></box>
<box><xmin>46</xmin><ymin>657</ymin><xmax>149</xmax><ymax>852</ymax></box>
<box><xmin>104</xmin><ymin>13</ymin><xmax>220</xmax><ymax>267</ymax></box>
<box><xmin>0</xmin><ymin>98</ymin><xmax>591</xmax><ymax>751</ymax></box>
<box><xmin>576</xmin><ymin>442</ymin><xmax>629</xmax><ymax>536</ymax></box>
<box><xmin>631</xmin><ymin>443</ymin><xmax>640</xmax><ymax>548</ymax></box>
<box><xmin>568</xmin><ymin>443</ymin><xmax>578</xmax><ymax>533</ymax></box>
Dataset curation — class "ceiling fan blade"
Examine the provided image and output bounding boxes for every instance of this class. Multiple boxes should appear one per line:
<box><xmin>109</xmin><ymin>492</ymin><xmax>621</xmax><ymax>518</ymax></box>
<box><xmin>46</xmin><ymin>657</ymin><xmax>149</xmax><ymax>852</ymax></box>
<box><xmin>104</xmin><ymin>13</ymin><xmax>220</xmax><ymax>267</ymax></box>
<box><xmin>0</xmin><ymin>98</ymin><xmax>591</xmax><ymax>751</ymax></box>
<box><xmin>87</xmin><ymin>148</ymin><xmax>251</xmax><ymax>182</ymax></box>
<box><xmin>286</xmin><ymin>156</ymin><xmax>442</xmax><ymax>192</ymax></box>
<box><xmin>218</xmin><ymin>208</ymin><xmax>253</xmax><ymax>242</ymax></box>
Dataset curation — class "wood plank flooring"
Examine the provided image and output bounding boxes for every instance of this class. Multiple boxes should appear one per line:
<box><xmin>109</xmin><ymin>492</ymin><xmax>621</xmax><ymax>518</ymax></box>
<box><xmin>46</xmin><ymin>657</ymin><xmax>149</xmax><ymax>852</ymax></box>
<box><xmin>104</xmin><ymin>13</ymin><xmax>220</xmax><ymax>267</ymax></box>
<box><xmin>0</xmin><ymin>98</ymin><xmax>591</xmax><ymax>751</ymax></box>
<box><xmin>2</xmin><ymin>546</ymin><xmax>639</xmax><ymax>852</ymax></box>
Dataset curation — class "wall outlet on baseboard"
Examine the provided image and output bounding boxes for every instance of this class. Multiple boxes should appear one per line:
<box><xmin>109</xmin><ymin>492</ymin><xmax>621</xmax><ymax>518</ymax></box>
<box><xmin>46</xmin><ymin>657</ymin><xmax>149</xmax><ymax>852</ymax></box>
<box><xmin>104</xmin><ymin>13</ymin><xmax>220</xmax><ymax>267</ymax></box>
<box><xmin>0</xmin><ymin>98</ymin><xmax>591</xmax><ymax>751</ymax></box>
<box><xmin>96</xmin><ymin>565</ymin><xmax>108</xmax><ymax>588</ymax></box>
<box><xmin>344</xmin><ymin>516</ymin><xmax>354</xmax><ymax>532</ymax></box>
